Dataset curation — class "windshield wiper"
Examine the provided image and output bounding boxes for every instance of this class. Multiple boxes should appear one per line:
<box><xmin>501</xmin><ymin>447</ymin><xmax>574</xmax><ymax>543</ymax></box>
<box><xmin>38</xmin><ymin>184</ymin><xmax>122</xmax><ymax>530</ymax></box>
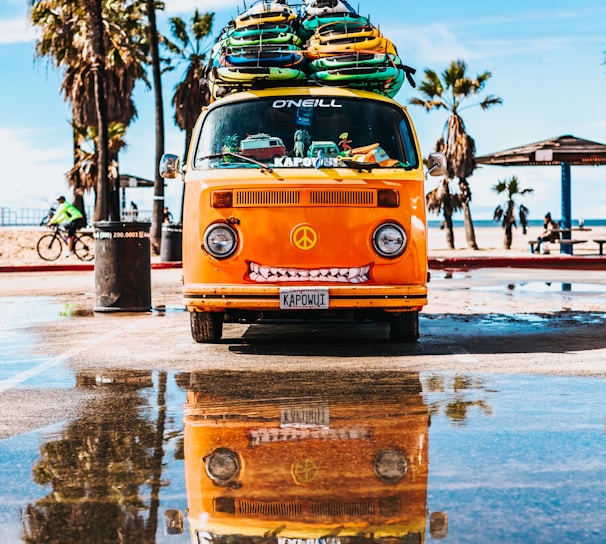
<box><xmin>201</xmin><ymin>152</ymin><xmax>273</xmax><ymax>172</ymax></box>
<box><xmin>339</xmin><ymin>157</ymin><xmax>379</xmax><ymax>172</ymax></box>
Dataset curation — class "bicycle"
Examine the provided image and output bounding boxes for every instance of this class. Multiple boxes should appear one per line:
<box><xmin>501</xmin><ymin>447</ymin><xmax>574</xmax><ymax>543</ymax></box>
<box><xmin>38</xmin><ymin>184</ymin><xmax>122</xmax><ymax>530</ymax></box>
<box><xmin>37</xmin><ymin>225</ymin><xmax>95</xmax><ymax>262</ymax></box>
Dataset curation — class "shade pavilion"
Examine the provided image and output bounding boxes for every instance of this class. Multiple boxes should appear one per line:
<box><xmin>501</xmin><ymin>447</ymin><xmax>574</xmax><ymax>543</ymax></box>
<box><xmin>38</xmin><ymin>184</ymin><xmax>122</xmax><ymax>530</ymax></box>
<box><xmin>475</xmin><ymin>135</ymin><xmax>606</xmax><ymax>254</ymax></box>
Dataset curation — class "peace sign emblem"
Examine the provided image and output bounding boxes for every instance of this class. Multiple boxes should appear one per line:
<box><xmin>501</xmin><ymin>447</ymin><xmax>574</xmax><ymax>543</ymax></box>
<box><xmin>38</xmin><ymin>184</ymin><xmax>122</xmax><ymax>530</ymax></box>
<box><xmin>292</xmin><ymin>458</ymin><xmax>319</xmax><ymax>485</ymax></box>
<box><xmin>292</xmin><ymin>224</ymin><xmax>318</xmax><ymax>251</ymax></box>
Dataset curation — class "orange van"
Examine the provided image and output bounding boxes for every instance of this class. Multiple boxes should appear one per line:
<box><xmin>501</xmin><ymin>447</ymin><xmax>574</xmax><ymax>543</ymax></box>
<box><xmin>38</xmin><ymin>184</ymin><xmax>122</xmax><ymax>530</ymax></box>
<box><xmin>163</xmin><ymin>371</ymin><xmax>447</xmax><ymax>542</ymax></box>
<box><xmin>160</xmin><ymin>86</ymin><xmax>446</xmax><ymax>343</ymax></box>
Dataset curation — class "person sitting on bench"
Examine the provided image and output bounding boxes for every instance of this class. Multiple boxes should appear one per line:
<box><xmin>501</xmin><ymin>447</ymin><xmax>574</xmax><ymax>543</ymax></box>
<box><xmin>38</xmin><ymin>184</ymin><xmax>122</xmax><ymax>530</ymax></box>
<box><xmin>535</xmin><ymin>212</ymin><xmax>560</xmax><ymax>254</ymax></box>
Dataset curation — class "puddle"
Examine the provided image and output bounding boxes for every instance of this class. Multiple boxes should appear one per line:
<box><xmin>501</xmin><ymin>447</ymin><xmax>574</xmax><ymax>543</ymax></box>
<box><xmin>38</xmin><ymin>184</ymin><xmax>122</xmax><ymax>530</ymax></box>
<box><xmin>1</xmin><ymin>370</ymin><xmax>604</xmax><ymax>543</ymax></box>
<box><xmin>474</xmin><ymin>281</ymin><xmax>606</xmax><ymax>293</ymax></box>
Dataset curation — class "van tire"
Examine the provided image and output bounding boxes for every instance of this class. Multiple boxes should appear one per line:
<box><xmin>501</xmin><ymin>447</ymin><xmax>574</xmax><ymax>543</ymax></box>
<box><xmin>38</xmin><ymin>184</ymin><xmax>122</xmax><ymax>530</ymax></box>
<box><xmin>389</xmin><ymin>311</ymin><xmax>419</xmax><ymax>342</ymax></box>
<box><xmin>190</xmin><ymin>312</ymin><xmax>224</xmax><ymax>343</ymax></box>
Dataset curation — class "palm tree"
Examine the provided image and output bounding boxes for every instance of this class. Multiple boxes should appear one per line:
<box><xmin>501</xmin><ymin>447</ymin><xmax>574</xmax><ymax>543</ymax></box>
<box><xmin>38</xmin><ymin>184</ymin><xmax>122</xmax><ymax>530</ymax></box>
<box><xmin>165</xmin><ymin>10</ymin><xmax>215</xmax><ymax>222</ymax></box>
<box><xmin>493</xmin><ymin>175</ymin><xmax>533</xmax><ymax>249</ymax></box>
<box><xmin>425</xmin><ymin>178</ymin><xmax>461</xmax><ymax>249</ymax></box>
<box><xmin>30</xmin><ymin>0</ymin><xmax>150</xmax><ymax>221</ymax></box>
<box><xmin>145</xmin><ymin>0</ymin><xmax>166</xmax><ymax>254</ymax></box>
<box><xmin>410</xmin><ymin>59</ymin><xmax>502</xmax><ymax>250</ymax></box>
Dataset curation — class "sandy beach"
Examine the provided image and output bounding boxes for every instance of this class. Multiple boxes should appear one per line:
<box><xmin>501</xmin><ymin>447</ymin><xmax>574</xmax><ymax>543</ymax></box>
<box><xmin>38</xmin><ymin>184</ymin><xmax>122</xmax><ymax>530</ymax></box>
<box><xmin>1</xmin><ymin>223</ymin><xmax>606</xmax><ymax>267</ymax></box>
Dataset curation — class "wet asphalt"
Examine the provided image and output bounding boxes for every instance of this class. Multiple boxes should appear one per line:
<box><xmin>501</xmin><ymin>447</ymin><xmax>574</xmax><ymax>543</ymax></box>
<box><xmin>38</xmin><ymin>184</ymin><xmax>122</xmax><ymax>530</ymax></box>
<box><xmin>1</xmin><ymin>266</ymin><xmax>606</xmax><ymax>543</ymax></box>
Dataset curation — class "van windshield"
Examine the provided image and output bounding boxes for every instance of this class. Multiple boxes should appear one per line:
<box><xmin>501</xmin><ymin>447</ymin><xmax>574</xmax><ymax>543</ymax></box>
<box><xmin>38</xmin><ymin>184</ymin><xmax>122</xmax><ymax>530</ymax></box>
<box><xmin>193</xmin><ymin>96</ymin><xmax>419</xmax><ymax>170</ymax></box>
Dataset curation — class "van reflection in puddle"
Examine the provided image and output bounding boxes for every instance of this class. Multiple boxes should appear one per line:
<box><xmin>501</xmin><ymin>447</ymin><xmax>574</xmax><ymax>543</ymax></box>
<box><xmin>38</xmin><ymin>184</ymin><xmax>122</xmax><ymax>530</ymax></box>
<box><xmin>167</xmin><ymin>371</ymin><xmax>447</xmax><ymax>543</ymax></box>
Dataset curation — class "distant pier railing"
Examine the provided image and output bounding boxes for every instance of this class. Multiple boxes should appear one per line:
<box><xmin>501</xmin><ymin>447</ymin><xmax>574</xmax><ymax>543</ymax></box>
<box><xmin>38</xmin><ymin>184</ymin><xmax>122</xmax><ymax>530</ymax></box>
<box><xmin>0</xmin><ymin>207</ymin><xmax>150</xmax><ymax>226</ymax></box>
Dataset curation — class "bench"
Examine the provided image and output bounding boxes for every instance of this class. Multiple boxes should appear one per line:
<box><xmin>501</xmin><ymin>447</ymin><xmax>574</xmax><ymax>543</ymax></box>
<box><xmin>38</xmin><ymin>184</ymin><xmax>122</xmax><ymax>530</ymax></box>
<box><xmin>557</xmin><ymin>239</ymin><xmax>586</xmax><ymax>255</ymax></box>
<box><xmin>594</xmin><ymin>239</ymin><xmax>606</xmax><ymax>256</ymax></box>
<box><xmin>528</xmin><ymin>240</ymin><xmax>540</xmax><ymax>253</ymax></box>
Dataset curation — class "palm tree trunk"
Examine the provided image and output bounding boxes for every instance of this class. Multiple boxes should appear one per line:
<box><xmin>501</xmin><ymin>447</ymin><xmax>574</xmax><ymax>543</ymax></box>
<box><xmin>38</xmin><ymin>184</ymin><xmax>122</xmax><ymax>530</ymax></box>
<box><xmin>504</xmin><ymin>223</ymin><xmax>513</xmax><ymax>249</ymax></box>
<box><xmin>85</xmin><ymin>0</ymin><xmax>110</xmax><ymax>222</ymax></box>
<box><xmin>458</xmin><ymin>178</ymin><xmax>478</xmax><ymax>250</ymax></box>
<box><xmin>147</xmin><ymin>0</ymin><xmax>165</xmax><ymax>254</ymax></box>
<box><xmin>444</xmin><ymin>212</ymin><xmax>455</xmax><ymax>249</ymax></box>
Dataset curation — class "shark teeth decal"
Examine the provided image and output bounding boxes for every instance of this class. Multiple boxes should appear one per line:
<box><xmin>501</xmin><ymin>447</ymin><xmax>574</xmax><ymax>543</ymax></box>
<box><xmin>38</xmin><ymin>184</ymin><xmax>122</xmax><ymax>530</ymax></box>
<box><xmin>246</xmin><ymin>262</ymin><xmax>372</xmax><ymax>284</ymax></box>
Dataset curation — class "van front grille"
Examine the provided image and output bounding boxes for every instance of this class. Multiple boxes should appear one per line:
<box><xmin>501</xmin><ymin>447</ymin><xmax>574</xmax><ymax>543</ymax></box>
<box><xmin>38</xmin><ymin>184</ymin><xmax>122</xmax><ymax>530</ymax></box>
<box><xmin>233</xmin><ymin>189</ymin><xmax>375</xmax><ymax>207</ymax></box>
<box><xmin>221</xmin><ymin>496</ymin><xmax>399</xmax><ymax>520</ymax></box>
<box><xmin>235</xmin><ymin>499</ymin><xmax>303</xmax><ymax>517</ymax></box>
<box><xmin>234</xmin><ymin>189</ymin><xmax>301</xmax><ymax>206</ymax></box>
<box><xmin>310</xmin><ymin>189</ymin><xmax>375</xmax><ymax>206</ymax></box>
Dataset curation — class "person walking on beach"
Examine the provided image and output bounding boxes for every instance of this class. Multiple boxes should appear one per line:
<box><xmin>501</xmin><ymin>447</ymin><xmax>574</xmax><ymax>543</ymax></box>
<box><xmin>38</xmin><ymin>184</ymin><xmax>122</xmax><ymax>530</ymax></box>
<box><xmin>536</xmin><ymin>212</ymin><xmax>560</xmax><ymax>254</ymax></box>
<box><xmin>47</xmin><ymin>196</ymin><xmax>85</xmax><ymax>257</ymax></box>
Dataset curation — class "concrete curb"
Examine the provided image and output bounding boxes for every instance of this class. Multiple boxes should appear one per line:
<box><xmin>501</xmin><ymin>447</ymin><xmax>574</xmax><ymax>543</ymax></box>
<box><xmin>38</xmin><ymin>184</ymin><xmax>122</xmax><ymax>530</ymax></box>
<box><xmin>0</xmin><ymin>261</ymin><xmax>183</xmax><ymax>273</ymax></box>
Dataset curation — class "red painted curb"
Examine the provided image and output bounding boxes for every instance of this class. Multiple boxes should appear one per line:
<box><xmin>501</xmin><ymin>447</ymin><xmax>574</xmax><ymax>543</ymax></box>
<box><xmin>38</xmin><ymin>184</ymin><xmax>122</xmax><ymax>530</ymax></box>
<box><xmin>428</xmin><ymin>256</ymin><xmax>606</xmax><ymax>270</ymax></box>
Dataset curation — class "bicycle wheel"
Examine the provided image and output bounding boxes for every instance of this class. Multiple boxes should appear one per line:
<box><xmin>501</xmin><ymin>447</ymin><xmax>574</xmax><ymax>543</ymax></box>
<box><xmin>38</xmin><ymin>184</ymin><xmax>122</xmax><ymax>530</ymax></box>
<box><xmin>74</xmin><ymin>233</ymin><xmax>95</xmax><ymax>261</ymax></box>
<box><xmin>37</xmin><ymin>233</ymin><xmax>63</xmax><ymax>261</ymax></box>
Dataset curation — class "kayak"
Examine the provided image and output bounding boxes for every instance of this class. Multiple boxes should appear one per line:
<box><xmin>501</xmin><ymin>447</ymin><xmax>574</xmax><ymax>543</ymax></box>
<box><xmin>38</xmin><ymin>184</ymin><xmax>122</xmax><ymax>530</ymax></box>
<box><xmin>227</xmin><ymin>22</ymin><xmax>295</xmax><ymax>39</ymax></box>
<box><xmin>310</xmin><ymin>66</ymin><xmax>405</xmax><ymax>98</ymax></box>
<box><xmin>309</xmin><ymin>52</ymin><xmax>400</xmax><ymax>71</ymax></box>
<box><xmin>311</xmin><ymin>65</ymin><xmax>402</xmax><ymax>83</ymax></box>
<box><xmin>306</xmin><ymin>23</ymin><xmax>382</xmax><ymax>48</ymax></box>
<box><xmin>235</xmin><ymin>1</ymin><xmax>297</xmax><ymax>28</ymax></box>
<box><xmin>305</xmin><ymin>36</ymin><xmax>399</xmax><ymax>59</ymax></box>
<box><xmin>312</xmin><ymin>20</ymin><xmax>380</xmax><ymax>39</ymax></box>
<box><xmin>300</xmin><ymin>12</ymin><xmax>368</xmax><ymax>38</ymax></box>
<box><xmin>300</xmin><ymin>0</ymin><xmax>357</xmax><ymax>18</ymax></box>
<box><xmin>227</xmin><ymin>30</ymin><xmax>303</xmax><ymax>48</ymax></box>
<box><xmin>214</xmin><ymin>65</ymin><xmax>306</xmax><ymax>83</ymax></box>
<box><xmin>221</xmin><ymin>49</ymin><xmax>307</xmax><ymax>69</ymax></box>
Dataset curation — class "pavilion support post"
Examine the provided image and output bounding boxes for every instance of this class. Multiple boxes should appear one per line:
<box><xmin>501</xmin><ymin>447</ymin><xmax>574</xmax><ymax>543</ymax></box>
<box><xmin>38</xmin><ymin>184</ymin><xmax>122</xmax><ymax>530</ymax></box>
<box><xmin>560</xmin><ymin>162</ymin><xmax>572</xmax><ymax>254</ymax></box>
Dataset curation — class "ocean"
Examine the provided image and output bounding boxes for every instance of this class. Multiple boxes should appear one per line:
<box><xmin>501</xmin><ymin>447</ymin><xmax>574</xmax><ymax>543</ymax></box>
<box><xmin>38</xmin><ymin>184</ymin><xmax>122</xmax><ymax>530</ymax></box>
<box><xmin>428</xmin><ymin>218</ymin><xmax>606</xmax><ymax>228</ymax></box>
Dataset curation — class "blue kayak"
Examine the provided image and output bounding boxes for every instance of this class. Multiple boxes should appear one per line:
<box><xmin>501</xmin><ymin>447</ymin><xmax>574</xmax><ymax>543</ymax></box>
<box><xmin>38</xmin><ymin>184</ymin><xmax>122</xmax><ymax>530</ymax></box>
<box><xmin>222</xmin><ymin>49</ymin><xmax>307</xmax><ymax>69</ymax></box>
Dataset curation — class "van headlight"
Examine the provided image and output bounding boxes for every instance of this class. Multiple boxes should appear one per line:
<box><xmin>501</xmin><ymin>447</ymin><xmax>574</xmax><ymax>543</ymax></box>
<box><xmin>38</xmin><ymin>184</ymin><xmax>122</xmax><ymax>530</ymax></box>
<box><xmin>372</xmin><ymin>223</ymin><xmax>407</xmax><ymax>258</ymax></box>
<box><xmin>204</xmin><ymin>224</ymin><xmax>238</xmax><ymax>258</ymax></box>
<box><xmin>374</xmin><ymin>448</ymin><xmax>408</xmax><ymax>483</ymax></box>
<box><xmin>204</xmin><ymin>448</ymin><xmax>240</xmax><ymax>486</ymax></box>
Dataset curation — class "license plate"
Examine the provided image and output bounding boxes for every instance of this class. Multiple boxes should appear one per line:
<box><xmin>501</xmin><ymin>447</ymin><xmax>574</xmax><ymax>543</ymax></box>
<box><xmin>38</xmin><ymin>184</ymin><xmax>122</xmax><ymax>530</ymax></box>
<box><xmin>279</xmin><ymin>287</ymin><xmax>329</xmax><ymax>310</ymax></box>
<box><xmin>281</xmin><ymin>404</ymin><xmax>330</xmax><ymax>428</ymax></box>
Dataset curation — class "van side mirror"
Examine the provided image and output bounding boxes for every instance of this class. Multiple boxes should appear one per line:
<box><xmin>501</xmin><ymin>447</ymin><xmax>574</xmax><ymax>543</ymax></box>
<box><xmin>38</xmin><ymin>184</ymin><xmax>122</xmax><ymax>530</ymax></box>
<box><xmin>426</xmin><ymin>153</ymin><xmax>447</xmax><ymax>177</ymax></box>
<box><xmin>163</xmin><ymin>509</ymin><xmax>184</xmax><ymax>535</ymax></box>
<box><xmin>160</xmin><ymin>154</ymin><xmax>181</xmax><ymax>180</ymax></box>
<box><xmin>429</xmin><ymin>511</ymin><xmax>448</xmax><ymax>539</ymax></box>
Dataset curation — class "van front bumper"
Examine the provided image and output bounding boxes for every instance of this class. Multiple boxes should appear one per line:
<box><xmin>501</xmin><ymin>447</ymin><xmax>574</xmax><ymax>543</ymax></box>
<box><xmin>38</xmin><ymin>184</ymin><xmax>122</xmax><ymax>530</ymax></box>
<box><xmin>183</xmin><ymin>284</ymin><xmax>427</xmax><ymax>313</ymax></box>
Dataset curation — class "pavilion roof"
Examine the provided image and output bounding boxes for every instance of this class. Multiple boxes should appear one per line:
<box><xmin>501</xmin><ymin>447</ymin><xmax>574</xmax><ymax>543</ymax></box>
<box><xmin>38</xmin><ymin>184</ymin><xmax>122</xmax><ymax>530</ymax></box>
<box><xmin>475</xmin><ymin>134</ymin><xmax>606</xmax><ymax>167</ymax></box>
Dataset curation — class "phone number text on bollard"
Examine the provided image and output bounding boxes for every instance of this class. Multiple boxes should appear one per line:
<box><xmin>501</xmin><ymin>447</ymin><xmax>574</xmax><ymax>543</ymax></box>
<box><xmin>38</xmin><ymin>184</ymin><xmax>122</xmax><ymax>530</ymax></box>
<box><xmin>94</xmin><ymin>231</ymin><xmax>150</xmax><ymax>240</ymax></box>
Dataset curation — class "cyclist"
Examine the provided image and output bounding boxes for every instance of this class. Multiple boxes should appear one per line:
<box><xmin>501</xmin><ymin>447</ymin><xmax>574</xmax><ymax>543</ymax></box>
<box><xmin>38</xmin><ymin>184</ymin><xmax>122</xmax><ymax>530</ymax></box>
<box><xmin>47</xmin><ymin>196</ymin><xmax>86</xmax><ymax>257</ymax></box>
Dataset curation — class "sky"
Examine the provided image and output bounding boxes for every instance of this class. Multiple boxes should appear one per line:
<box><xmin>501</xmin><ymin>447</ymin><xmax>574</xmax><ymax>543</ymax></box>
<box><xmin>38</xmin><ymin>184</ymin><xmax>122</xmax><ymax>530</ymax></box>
<box><xmin>1</xmin><ymin>0</ymin><xmax>605</xmax><ymax>221</ymax></box>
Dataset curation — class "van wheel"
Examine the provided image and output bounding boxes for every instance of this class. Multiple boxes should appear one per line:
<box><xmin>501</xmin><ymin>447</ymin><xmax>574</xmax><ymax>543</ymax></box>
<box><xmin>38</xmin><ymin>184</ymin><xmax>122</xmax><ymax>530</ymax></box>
<box><xmin>190</xmin><ymin>312</ymin><xmax>224</xmax><ymax>343</ymax></box>
<box><xmin>389</xmin><ymin>311</ymin><xmax>419</xmax><ymax>342</ymax></box>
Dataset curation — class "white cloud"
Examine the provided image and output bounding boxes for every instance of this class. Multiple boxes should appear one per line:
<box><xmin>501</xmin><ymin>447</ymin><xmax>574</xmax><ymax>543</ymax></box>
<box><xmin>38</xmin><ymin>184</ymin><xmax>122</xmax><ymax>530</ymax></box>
<box><xmin>0</xmin><ymin>127</ymin><xmax>72</xmax><ymax>209</ymax></box>
<box><xmin>0</xmin><ymin>16</ymin><xmax>36</xmax><ymax>45</ymax></box>
<box><xmin>162</xmin><ymin>0</ymin><xmax>241</xmax><ymax>15</ymax></box>
<box><xmin>386</xmin><ymin>22</ymin><xmax>470</xmax><ymax>65</ymax></box>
